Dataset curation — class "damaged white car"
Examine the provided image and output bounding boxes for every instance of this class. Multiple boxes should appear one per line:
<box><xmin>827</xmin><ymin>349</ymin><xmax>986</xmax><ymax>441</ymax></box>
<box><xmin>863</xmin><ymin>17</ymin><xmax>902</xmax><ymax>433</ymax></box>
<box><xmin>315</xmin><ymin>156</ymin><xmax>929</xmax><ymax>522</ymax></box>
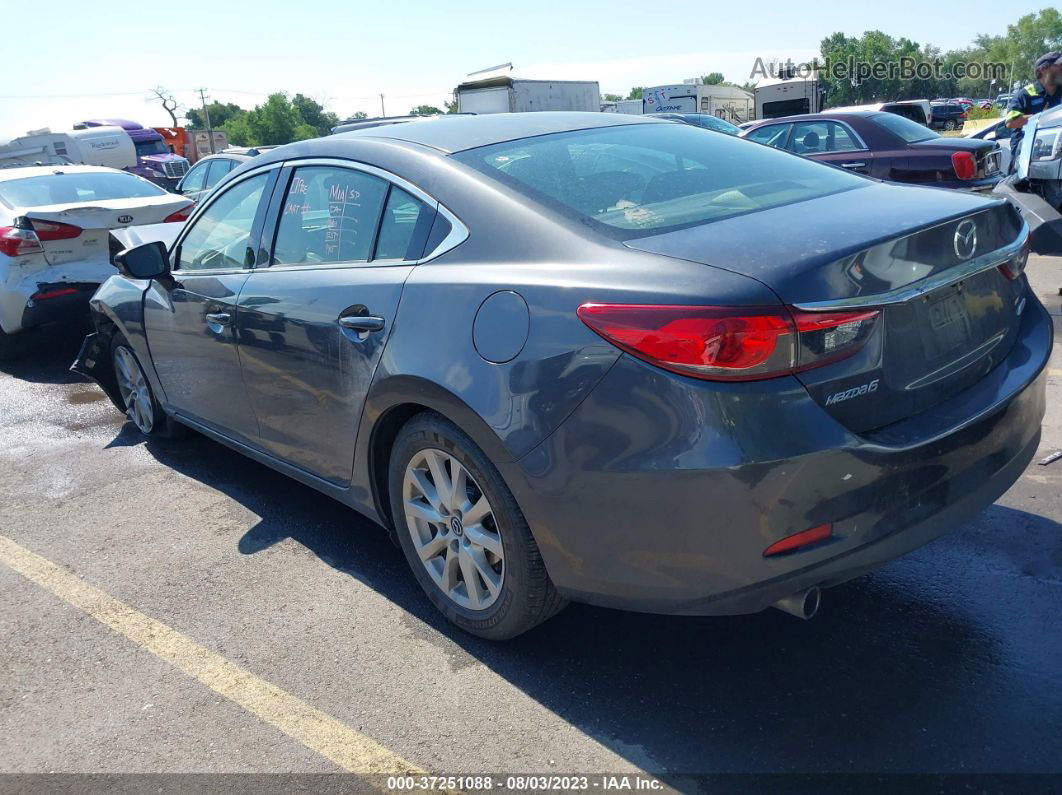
<box><xmin>0</xmin><ymin>165</ymin><xmax>191</xmax><ymax>358</ymax></box>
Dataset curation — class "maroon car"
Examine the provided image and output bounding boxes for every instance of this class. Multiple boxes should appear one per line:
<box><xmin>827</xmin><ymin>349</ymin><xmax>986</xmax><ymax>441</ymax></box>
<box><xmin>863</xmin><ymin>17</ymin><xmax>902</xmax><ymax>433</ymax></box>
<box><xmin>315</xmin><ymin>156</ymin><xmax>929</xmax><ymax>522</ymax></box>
<box><xmin>740</xmin><ymin>111</ymin><xmax>1003</xmax><ymax>191</ymax></box>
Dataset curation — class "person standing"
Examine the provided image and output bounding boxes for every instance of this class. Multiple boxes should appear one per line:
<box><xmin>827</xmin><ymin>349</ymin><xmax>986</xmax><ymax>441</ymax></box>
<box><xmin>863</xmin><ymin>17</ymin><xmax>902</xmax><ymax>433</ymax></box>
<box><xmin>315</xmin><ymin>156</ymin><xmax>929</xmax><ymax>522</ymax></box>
<box><xmin>1005</xmin><ymin>52</ymin><xmax>1062</xmax><ymax>171</ymax></box>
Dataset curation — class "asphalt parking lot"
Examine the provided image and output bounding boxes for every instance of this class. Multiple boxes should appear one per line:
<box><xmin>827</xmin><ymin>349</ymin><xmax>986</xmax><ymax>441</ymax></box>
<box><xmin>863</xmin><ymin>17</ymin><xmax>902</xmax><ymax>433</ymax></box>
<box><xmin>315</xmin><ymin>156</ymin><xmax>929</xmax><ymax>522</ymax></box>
<box><xmin>1</xmin><ymin>259</ymin><xmax>1061</xmax><ymax>784</ymax></box>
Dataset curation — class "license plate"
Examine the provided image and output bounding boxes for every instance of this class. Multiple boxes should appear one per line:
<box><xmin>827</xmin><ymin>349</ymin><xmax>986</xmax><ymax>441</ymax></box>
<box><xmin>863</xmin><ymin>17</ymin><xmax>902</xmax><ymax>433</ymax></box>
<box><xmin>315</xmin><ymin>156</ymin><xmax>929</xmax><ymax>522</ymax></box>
<box><xmin>922</xmin><ymin>292</ymin><xmax>972</xmax><ymax>359</ymax></box>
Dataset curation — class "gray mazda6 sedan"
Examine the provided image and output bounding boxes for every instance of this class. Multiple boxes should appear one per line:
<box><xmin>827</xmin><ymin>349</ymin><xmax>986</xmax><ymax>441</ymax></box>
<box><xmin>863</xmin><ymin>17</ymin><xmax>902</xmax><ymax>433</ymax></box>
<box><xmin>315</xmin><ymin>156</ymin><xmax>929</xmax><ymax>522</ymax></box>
<box><xmin>74</xmin><ymin>112</ymin><xmax>1049</xmax><ymax>639</ymax></box>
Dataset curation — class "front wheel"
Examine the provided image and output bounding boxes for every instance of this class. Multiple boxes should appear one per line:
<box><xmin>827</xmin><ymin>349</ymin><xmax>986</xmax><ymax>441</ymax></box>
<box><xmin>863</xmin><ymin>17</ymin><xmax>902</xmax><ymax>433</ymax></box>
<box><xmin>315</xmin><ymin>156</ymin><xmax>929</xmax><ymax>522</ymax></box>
<box><xmin>111</xmin><ymin>335</ymin><xmax>164</xmax><ymax>435</ymax></box>
<box><xmin>389</xmin><ymin>413</ymin><xmax>566</xmax><ymax>640</ymax></box>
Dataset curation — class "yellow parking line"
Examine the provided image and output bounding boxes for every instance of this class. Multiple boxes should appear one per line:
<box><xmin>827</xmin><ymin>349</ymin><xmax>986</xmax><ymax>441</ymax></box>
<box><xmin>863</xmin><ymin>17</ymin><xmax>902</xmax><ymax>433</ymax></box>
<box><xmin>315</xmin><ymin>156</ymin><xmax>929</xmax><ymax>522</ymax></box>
<box><xmin>1049</xmin><ymin>369</ymin><xmax>1062</xmax><ymax>377</ymax></box>
<box><xmin>0</xmin><ymin>533</ymin><xmax>422</xmax><ymax>775</ymax></box>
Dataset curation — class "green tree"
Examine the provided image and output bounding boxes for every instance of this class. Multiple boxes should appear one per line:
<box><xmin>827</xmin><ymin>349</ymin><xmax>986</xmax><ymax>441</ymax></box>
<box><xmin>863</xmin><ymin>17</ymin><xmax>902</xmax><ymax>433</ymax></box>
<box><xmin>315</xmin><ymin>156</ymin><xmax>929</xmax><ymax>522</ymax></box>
<box><xmin>221</xmin><ymin>114</ymin><xmax>253</xmax><ymax>146</ymax></box>
<box><xmin>981</xmin><ymin>9</ymin><xmax>1062</xmax><ymax>90</ymax></box>
<box><xmin>345</xmin><ymin>111</ymin><xmax>369</xmax><ymax>120</ymax></box>
<box><xmin>409</xmin><ymin>104</ymin><xmax>443</xmax><ymax>116</ymax></box>
<box><xmin>626</xmin><ymin>87</ymin><xmax>644</xmax><ymax>100</ymax></box>
<box><xmin>444</xmin><ymin>99</ymin><xmax>458</xmax><ymax>113</ymax></box>
<box><xmin>186</xmin><ymin>101</ymin><xmax>244</xmax><ymax>129</ymax></box>
<box><xmin>700</xmin><ymin>72</ymin><xmax>726</xmax><ymax>85</ymax></box>
<box><xmin>292</xmin><ymin>93</ymin><xmax>340</xmax><ymax>136</ymax></box>
<box><xmin>602</xmin><ymin>93</ymin><xmax>624</xmax><ymax>102</ymax></box>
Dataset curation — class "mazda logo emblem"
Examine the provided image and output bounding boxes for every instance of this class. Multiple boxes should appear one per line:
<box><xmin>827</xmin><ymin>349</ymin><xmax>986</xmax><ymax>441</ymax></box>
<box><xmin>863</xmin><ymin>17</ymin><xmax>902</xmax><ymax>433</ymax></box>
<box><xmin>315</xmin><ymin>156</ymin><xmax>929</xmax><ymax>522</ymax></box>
<box><xmin>953</xmin><ymin>219</ymin><xmax>977</xmax><ymax>261</ymax></box>
<box><xmin>117</xmin><ymin>214</ymin><xmax>133</xmax><ymax>224</ymax></box>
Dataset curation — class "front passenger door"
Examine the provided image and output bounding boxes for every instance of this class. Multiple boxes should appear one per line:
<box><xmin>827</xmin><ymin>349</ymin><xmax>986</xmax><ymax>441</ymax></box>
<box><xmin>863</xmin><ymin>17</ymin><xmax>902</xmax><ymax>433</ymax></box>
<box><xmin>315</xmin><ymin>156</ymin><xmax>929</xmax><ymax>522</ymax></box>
<box><xmin>143</xmin><ymin>169</ymin><xmax>277</xmax><ymax>442</ymax></box>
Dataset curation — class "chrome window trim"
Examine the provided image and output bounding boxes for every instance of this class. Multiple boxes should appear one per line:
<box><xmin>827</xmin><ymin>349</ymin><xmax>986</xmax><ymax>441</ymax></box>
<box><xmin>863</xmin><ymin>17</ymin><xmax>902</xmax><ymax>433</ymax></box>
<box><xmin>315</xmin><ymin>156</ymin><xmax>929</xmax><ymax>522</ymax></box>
<box><xmin>268</xmin><ymin>157</ymin><xmax>469</xmax><ymax>267</ymax></box>
<box><xmin>792</xmin><ymin>218</ymin><xmax>1028</xmax><ymax>311</ymax></box>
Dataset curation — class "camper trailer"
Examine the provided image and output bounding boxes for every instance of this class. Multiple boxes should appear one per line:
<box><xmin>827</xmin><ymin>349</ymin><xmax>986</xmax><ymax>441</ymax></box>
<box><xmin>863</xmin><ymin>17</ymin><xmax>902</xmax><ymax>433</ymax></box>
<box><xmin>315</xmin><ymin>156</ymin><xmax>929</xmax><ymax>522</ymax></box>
<box><xmin>643</xmin><ymin>83</ymin><xmax>754</xmax><ymax>123</ymax></box>
<box><xmin>0</xmin><ymin>127</ymin><xmax>135</xmax><ymax>171</ymax></box>
<box><xmin>754</xmin><ymin>73</ymin><xmax>825</xmax><ymax>120</ymax></box>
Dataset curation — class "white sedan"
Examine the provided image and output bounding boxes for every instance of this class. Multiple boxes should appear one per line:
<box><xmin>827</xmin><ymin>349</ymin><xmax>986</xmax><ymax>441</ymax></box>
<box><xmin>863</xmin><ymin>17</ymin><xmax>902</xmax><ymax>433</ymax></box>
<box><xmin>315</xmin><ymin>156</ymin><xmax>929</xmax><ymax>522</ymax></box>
<box><xmin>0</xmin><ymin>165</ymin><xmax>192</xmax><ymax>358</ymax></box>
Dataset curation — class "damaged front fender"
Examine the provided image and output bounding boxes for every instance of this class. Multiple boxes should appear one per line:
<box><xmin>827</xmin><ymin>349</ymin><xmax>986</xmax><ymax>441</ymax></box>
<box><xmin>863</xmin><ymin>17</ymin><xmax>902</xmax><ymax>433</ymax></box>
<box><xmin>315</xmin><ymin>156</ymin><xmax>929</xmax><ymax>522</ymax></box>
<box><xmin>71</xmin><ymin>331</ymin><xmax>124</xmax><ymax>412</ymax></box>
<box><xmin>993</xmin><ymin>176</ymin><xmax>1062</xmax><ymax>256</ymax></box>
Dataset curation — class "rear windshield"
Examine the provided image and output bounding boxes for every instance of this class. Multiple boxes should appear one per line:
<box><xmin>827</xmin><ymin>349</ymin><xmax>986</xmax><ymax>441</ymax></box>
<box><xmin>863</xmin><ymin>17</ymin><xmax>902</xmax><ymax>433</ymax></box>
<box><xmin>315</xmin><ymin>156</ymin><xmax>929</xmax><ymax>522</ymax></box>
<box><xmin>453</xmin><ymin>122</ymin><xmax>866</xmax><ymax>238</ymax></box>
<box><xmin>0</xmin><ymin>171</ymin><xmax>165</xmax><ymax>208</ymax></box>
<box><xmin>870</xmin><ymin>111</ymin><xmax>938</xmax><ymax>143</ymax></box>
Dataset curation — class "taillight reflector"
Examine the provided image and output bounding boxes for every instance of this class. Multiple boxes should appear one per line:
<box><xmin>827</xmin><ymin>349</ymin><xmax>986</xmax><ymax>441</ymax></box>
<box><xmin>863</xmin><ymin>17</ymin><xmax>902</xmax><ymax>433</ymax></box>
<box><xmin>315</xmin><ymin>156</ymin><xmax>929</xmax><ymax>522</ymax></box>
<box><xmin>763</xmin><ymin>523</ymin><xmax>833</xmax><ymax>557</ymax></box>
<box><xmin>31</xmin><ymin>286</ymin><xmax>79</xmax><ymax>301</ymax></box>
<box><xmin>577</xmin><ymin>303</ymin><xmax>879</xmax><ymax>381</ymax></box>
<box><xmin>998</xmin><ymin>230</ymin><xmax>1031</xmax><ymax>281</ymax></box>
<box><xmin>951</xmin><ymin>151</ymin><xmax>976</xmax><ymax>180</ymax></box>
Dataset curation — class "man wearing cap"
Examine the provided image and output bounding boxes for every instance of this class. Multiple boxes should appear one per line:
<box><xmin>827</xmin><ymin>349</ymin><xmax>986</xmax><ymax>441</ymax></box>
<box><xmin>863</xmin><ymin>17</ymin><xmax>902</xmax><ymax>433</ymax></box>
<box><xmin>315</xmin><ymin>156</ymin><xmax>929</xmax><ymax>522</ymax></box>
<box><xmin>1005</xmin><ymin>52</ymin><xmax>1062</xmax><ymax>171</ymax></box>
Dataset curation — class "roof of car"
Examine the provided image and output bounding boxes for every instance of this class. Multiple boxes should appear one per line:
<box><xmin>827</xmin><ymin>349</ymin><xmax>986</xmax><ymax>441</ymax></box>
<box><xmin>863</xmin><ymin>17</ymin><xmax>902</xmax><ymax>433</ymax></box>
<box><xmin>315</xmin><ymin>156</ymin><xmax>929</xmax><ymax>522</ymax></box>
<box><xmin>746</xmin><ymin>110</ymin><xmax>879</xmax><ymax>126</ymax></box>
<box><xmin>0</xmin><ymin>164</ymin><xmax>127</xmax><ymax>182</ymax></box>
<box><xmin>326</xmin><ymin>111</ymin><xmax>666</xmax><ymax>153</ymax></box>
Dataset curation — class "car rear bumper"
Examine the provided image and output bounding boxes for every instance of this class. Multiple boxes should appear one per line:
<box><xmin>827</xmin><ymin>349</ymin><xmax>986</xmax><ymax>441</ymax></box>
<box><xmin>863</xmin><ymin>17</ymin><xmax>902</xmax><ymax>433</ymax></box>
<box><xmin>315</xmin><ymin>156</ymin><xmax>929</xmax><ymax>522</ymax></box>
<box><xmin>504</xmin><ymin>289</ymin><xmax>1051</xmax><ymax>616</ymax></box>
<box><xmin>20</xmin><ymin>282</ymin><xmax>98</xmax><ymax>331</ymax></box>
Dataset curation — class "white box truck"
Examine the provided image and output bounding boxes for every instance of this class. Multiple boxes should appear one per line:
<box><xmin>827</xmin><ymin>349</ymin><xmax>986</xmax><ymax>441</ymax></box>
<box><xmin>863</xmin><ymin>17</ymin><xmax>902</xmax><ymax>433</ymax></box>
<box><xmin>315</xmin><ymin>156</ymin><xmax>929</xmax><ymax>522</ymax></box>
<box><xmin>643</xmin><ymin>83</ymin><xmax>754</xmax><ymax>123</ymax></box>
<box><xmin>455</xmin><ymin>76</ymin><xmax>600</xmax><ymax>114</ymax></box>
<box><xmin>0</xmin><ymin>126</ymin><xmax>135</xmax><ymax>170</ymax></box>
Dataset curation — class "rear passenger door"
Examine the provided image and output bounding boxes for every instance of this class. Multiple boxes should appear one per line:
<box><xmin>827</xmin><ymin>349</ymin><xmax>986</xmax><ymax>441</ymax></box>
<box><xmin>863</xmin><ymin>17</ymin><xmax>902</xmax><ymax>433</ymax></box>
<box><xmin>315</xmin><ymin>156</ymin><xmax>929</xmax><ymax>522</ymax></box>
<box><xmin>235</xmin><ymin>161</ymin><xmax>439</xmax><ymax>485</ymax></box>
<box><xmin>788</xmin><ymin>120</ymin><xmax>873</xmax><ymax>174</ymax></box>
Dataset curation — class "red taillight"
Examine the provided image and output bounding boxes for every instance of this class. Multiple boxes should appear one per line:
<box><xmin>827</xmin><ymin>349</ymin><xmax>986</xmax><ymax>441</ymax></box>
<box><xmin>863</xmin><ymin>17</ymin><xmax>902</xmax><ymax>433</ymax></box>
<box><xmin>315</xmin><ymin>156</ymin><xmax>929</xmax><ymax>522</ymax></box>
<box><xmin>763</xmin><ymin>523</ymin><xmax>833</xmax><ymax>557</ymax></box>
<box><xmin>0</xmin><ymin>225</ymin><xmax>44</xmax><ymax>257</ymax></box>
<box><xmin>951</xmin><ymin>151</ymin><xmax>976</xmax><ymax>180</ymax></box>
<box><xmin>163</xmin><ymin>204</ymin><xmax>194</xmax><ymax>223</ymax></box>
<box><xmin>30</xmin><ymin>219</ymin><xmax>82</xmax><ymax>241</ymax></box>
<box><xmin>577</xmin><ymin>303</ymin><xmax>879</xmax><ymax>381</ymax></box>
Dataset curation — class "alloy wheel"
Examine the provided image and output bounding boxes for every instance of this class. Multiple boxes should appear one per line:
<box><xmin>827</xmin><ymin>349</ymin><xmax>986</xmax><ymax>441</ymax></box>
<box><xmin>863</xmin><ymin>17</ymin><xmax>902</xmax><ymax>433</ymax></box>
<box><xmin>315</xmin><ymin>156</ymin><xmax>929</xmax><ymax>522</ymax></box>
<box><xmin>402</xmin><ymin>448</ymin><xmax>504</xmax><ymax>610</ymax></box>
<box><xmin>113</xmin><ymin>346</ymin><xmax>155</xmax><ymax>434</ymax></box>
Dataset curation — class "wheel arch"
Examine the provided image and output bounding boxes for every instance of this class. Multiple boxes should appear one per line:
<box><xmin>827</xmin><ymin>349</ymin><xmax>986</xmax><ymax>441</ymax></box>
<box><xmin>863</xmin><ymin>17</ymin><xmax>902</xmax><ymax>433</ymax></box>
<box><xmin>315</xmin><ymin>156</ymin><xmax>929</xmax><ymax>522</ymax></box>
<box><xmin>359</xmin><ymin>374</ymin><xmax>519</xmax><ymax>535</ymax></box>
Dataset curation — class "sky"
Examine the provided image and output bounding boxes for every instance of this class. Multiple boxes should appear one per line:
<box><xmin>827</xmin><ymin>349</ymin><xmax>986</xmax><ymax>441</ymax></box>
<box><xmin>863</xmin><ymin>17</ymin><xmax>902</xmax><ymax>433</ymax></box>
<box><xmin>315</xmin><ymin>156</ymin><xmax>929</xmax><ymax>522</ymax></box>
<box><xmin>2</xmin><ymin>0</ymin><xmax>1050</xmax><ymax>134</ymax></box>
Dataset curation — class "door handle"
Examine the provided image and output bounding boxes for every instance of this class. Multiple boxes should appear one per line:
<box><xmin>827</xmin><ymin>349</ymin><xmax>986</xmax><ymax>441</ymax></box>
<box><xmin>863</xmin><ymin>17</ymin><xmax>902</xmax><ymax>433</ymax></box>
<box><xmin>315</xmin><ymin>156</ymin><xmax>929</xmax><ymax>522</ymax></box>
<box><xmin>338</xmin><ymin>314</ymin><xmax>385</xmax><ymax>332</ymax></box>
<box><xmin>840</xmin><ymin>162</ymin><xmax>867</xmax><ymax>169</ymax></box>
<box><xmin>205</xmin><ymin>311</ymin><xmax>231</xmax><ymax>326</ymax></box>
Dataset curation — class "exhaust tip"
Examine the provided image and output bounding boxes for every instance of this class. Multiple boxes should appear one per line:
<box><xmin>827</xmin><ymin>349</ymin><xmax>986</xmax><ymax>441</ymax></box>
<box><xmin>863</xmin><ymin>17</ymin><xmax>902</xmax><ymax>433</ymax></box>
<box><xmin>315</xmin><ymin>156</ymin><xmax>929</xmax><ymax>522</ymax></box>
<box><xmin>772</xmin><ymin>586</ymin><xmax>821</xmax><ymax>620</ymax></box>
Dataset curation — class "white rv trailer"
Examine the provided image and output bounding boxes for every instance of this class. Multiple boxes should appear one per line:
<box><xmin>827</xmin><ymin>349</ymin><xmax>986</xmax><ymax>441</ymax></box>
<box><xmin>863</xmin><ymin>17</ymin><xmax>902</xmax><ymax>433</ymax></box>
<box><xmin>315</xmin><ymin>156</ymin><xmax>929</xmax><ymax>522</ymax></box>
<box><xmin>642</xmin><ymin>83</ymin><xmax>754</xmax><ymax>123</ymax></box>
<box><xmin>754</xmin><ymin>73</ymin><xmax>824</xmax><ymax>120</ymax></box>
<box><xmin>0</xmin><ymin>127</ymin><xmax>135</xmax><ymax>170</ymax></box>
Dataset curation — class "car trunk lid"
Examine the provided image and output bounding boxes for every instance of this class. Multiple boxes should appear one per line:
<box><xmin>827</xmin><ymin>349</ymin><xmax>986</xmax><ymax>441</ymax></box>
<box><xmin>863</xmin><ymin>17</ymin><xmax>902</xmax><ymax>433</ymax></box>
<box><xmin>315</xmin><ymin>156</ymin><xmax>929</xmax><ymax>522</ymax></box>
<box><xmin>624</xmin><ymin>183</ymin><xmax>1028</xmax><ymax>433</ymax></box>
<box><xmin>23</xmin><ymin>194</ymin><xmax>190</xmax><ymax>266</ymax></box>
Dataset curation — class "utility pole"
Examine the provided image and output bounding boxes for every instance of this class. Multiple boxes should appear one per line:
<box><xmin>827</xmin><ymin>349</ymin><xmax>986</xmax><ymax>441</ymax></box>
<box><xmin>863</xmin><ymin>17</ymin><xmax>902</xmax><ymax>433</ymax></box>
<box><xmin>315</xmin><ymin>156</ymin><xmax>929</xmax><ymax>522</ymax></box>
<box><xmin>380</xmin><ymin>94</ymin><xmax>386</xmax><ymax>117</ymax></box>
<box><xmin>198</xmin><ymin>88</ymin><xmax>215</xmax><ymax>154</ymax></box>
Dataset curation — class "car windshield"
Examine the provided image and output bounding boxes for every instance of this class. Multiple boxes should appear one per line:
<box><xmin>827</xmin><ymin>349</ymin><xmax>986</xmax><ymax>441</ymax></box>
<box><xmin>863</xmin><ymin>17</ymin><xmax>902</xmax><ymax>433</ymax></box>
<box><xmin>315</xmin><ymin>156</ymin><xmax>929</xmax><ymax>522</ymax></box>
<box><xmin>134</xmin><ymin>139</ymin><xmax>171</xmax><ymax>156</ymax></box>
<box><xmin>453</xmin><ymin>122</ymin><xmax>867</xmax><ymax>238</ymax></box>
<box><xmin>869</xmin><ymin>111</ymin><xmax>939</xmax><ymax>143</ymax></box>
<box><xmin>0</xmin><ymin>171</ymin><xmax>166</xmax><ymax>207</ymax></box>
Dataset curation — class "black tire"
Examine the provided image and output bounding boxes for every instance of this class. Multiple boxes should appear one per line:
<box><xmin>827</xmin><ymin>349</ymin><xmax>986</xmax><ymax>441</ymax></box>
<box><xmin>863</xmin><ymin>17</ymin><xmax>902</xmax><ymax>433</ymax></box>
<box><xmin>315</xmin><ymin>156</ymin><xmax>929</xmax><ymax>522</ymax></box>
<box><xmin>389</xmin><ymin>413</ymin><xmax>566</xmax><ymax>640</ymax></box>
<box><xmin>944</xmin><ymin>120</ymin><xmax>957</xmax><ymax>131</ymax></box>
<box><xmin>0</xmin><ymin>328</ymin><xmax>28</xmax><ymax>361</ymax></box>
<box><xmin>110</xmin><ymin>333</ymin><xmax>168</xmax><ymax>436</ymax></box>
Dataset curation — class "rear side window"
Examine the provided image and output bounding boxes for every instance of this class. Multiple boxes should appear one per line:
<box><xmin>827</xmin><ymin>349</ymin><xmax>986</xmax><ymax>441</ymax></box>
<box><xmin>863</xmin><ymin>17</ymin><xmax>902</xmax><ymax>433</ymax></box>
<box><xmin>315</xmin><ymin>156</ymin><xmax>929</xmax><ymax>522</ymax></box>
<box><xmin>789</xmin><ymin>121</ymin><xmax>861</xmax><ymax>153</ymax></box>
<box><xmin>204</xmin><ymin>159</ymin><xmax>234</xmax><ymax>189</ymax></box>
<box><xmin>272</xmin><ymin>166</ymin><xmax>388</xmax><ymax>266</ymax></box>
<box><xmin>0</xmin><ymin>171</ymin><xmax>164</xmax><ymax>208</ymax></box>
<box><xmin>374</xmin><ymin>187</ymin><xmax>430</xmax><ymax>260</ymax></box>
<box><xmin>870</xmin><ymin>112</ymin><xmax>938</xmax><ymax>143</ymax></box>
<box><xmin>455</xmin><ymin>123</ymin><xmax>865</xmax><ymax>238</ymax></box>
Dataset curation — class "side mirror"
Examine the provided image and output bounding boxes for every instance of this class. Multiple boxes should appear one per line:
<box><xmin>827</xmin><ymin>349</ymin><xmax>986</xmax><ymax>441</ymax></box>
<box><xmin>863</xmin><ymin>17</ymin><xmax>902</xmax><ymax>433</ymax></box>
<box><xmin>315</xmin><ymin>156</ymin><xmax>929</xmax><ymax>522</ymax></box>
<box><xmin>114</xmin><ymin>241</ymin><xmax>170</xmax><ymax>280</ymax></box>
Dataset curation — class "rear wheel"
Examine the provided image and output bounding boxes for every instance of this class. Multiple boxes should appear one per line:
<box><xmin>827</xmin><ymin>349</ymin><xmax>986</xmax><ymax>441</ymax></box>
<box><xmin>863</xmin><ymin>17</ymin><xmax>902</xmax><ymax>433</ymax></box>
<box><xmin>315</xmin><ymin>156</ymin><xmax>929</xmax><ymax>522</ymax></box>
<box><xmin>944</xmin><ymin>119</ymin><xmax>957</xmax><ymax>131</ymax></box>
<box><xmin>389</xmin><ymin>413</ymin><xmax>566</xmax><ymax>640</ymax></box>
<box><xmin>111</xmin><ymin>334</ymin><xmax>164</xmax><ymax>435</ymax></box>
